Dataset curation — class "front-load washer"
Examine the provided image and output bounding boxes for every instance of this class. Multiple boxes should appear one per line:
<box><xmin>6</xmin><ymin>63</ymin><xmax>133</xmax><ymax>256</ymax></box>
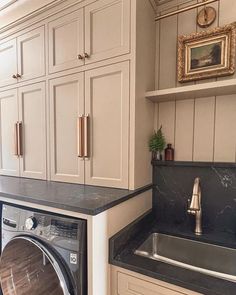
<box><xmin>0</xmin><ymin>204</ymin><xmax>87</xmax><ymax>295</ymax></box>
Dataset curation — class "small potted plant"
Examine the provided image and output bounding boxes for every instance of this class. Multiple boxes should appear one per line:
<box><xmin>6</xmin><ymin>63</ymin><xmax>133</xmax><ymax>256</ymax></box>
<box><xmin>149</xmin><ymin>126</ymin><xmax>166</xmax><ymax>161</ymax></box>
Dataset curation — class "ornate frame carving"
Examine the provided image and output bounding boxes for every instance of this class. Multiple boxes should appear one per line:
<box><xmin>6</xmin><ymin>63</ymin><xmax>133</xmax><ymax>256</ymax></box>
<box><xmin>178</xmin><ymin>22</ymin><xmax>236</xmax><ymax>83</ymax></box>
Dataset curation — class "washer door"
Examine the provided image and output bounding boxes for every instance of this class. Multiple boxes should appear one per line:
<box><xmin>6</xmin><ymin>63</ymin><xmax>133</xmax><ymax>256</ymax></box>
<box><xmin>0</xmin><ymin>236</ymin><xmax>72</xmax><ymax>295</ymax></box>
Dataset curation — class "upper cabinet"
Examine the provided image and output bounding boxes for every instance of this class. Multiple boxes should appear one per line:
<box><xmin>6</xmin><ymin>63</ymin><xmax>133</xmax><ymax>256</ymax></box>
<box><xmin>17</xmin><ymin>26</ymin><xmax>45</xmax><ymax>82</ymax></box>
<box><xmin>48</xmin><ymin>0</ymin><xmax>130</xmax><ymax>74</ymax></box>
<box><xmin>0</xmin><ymin>26</ymin><xmax>45</xmax><ymax>87</ymax></box>
<box><xmin>48</xmin><ymin>10</ymin><xmax>84</xmax><ymax>73</ymax></box>
<box><xmin>84</xmin><ymin>0</ymin><xmax>130</xmax><ymax>64</ymax></box>
<box><xmin>0</xmin><ymin>40</ymin><xmax>17</xmax><ymax>87</ymax></box>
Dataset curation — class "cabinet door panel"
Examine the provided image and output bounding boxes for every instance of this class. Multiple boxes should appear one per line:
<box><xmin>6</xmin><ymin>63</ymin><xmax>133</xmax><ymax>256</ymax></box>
<box><xmin>85</xmin><ymin>0</ymin><xmax>130</xmax><ymax>64</ymax></box>
<box><xmin>118</xmin><ymin>272</ymin><xmax>187</xmax><ymax>295</ymax></box>
<box><xmin>48</xmin><ymin>10</ymin><xmax>84</xmax><ymax>73</ymax></box>
<box><xmin>85</xmin><ymin>62</ymin><xmax>129</xmax><ymax>188</ymax></box>
<box><xmin>0</xmin><ymin>39</ymin><xmax>17</xmax><ymax>87</ymax></box>
<box><xmin>0</xmin><ymin>89</ymin><xmax>19</xmax><ymax>176</ymax></box>
<box><xmin>17</xmin><ymin>26</ymin><xmax>45</xmax><ymax>81</ymax></box>
<box><xmin>49</xmin><ymin>73</ymin><xmax>84</xmax><ymax>183</ymax></box>
<box><xmin>18</xmin><ymin>83</ymin><xmax>46</xmax><ymax>179</ymax></box>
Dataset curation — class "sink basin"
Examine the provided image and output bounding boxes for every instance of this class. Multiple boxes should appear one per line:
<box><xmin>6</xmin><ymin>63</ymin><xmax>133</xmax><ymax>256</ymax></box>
<box><xmin>135</xmin><ymin>233</ymin><xmax>236</xmax><ymax>282</ymax></box>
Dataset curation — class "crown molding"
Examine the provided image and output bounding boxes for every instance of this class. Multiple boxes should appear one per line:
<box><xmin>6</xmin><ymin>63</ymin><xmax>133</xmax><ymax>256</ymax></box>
<box><xmin>0</xmin><ymin>0</ymin><xmax>70</xmax><ymax>34</ymax></box>
<box><xmin>0</xmin><ymin>0</ymin><xmax>17</xmax><ymax>11</ymax></box>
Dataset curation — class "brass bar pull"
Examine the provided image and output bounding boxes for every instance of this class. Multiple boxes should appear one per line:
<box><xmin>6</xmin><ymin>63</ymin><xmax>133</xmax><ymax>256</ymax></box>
<box><xmin>77</xmin><ymin>116</ymin><xmax>84</xmax><ymax>158</ymax></box>
<box><xmin>84</xmin><ymin>115</ymin><xmax>89</xmax><ymax>158</ymax></box>
<box><xmin>14</xmin><ymin>123</ymin><xmax>19</xmax><ymax>156</ymax></box>
<box><xmin>17</xmin><ymin>122</ymin><xmax>23</xmax><ymax>156</ymax></box>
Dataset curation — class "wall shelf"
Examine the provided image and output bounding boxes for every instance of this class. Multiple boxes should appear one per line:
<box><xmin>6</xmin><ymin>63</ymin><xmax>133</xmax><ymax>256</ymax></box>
<box><xmin>146</xmin><ymin>78</ymin><xmax>236</xmax><ymax>102</ymax></box>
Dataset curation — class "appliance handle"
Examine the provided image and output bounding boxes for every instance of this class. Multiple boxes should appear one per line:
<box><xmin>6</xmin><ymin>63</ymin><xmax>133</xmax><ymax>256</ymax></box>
<box><xmin>84</xmin><ymin>114</ymin><xmax>89</xmax><ymax>158</ymax></box>
<box><xmin>14</xmin><ymin>122</ymin><xmax>19</xmax><ymax>156</ymax></box>
<box><xmin>7</xmin><ymin>236</ymin><xmax>71</xmax><ymax>295</ymax></box>
<box><xmin>77</xmin><ymin>116</ymin><xmax>84</xmax><ymax>158</ymax></box>
<box><xmin>17</xmin><ymin>122</ymin><xmax>23</xmax><ymax>156</ymax></box>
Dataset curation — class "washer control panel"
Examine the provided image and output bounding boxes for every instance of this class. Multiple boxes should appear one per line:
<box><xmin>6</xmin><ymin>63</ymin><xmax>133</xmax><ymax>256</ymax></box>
<box><xmin>2</xmin><ymin>205</ymin><xmax>82</xmax><ymax>242</ymax></box>
<box><xmin>50</xmin><ymin>219</ymin><xmax>78</xmax><ymax>239</ymax></box>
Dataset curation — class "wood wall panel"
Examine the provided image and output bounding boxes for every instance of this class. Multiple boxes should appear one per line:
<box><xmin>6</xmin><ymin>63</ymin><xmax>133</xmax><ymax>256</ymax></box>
<box><xmin>158</xmin><ymin>101</ymin><xmax>175</xmax><ymax>146</ymax></box>
<box><xmin>214</xmin><ymin>95</ymin><xmax>236</xmax><ymax>162</ymax></box>
<box><xmin>175</xmin><ymin>99</ymin><xmax>194</xmax><ymax>161</ymax></box>
<box><xmin>218</xmin><ymin>0</ymin><xmax>236</xmax><ymax>80</ymax></box>
<box><xmin>159</xmin><ymin>15</ymin><xmax>177</xmax><ymax>89</ymax></box>
<box><xmin>219</xmin><ymin>0</ymin><xmax>235</xmax><ymax>25</ymax></box>
<box><xmin>177</xmin><ymin>0</ymin><xmax>197</xmax><ymax>87</ymax></box>
<box><xmin>193</xmin><ymin>97</ymin><xmax>215</xmax><ymax>162</ymax></box>
<box><xmin>154</xmin><ymin>1</ymin><xmax>236</xmax><ymax>163</ymax></box>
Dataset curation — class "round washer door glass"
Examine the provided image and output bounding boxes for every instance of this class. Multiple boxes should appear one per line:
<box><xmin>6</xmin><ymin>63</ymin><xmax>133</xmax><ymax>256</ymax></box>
<box><xmin>0</xmin><ymin>237</ymin><xmax>71</xmax><ymax>295</ymax></box>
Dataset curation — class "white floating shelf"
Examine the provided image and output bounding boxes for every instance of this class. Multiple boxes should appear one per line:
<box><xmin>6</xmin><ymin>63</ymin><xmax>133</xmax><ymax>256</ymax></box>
<box><xmin>146</xmin><ymin>78</ymin><xmax>236</xmax><ymax>102</ymax></box>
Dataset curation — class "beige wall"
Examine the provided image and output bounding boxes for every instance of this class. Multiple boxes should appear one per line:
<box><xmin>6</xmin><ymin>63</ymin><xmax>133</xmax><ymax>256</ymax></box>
<box><xmin>154</xmin><ymin>0</ymin><xmax>236</xmax><ymax>162</ymax></box>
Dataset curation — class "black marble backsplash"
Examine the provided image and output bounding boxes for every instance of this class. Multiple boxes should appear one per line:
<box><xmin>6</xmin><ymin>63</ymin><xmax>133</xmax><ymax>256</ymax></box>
<box><xmin>153</xmin><ymin>161</ymin><xmax>236</xmax><ymax>235</ymax></box>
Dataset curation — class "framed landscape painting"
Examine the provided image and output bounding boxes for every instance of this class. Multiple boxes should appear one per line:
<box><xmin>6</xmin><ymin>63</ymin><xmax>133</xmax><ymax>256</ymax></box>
<box><xmin>178</xmin><ymin>22</ymin><xmax>236</xmax><ymax>82</ymax></box>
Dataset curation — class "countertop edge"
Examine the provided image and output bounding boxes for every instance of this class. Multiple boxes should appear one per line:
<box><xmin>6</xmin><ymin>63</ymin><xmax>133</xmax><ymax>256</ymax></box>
<box><xmin>0</xmin><ymin>183</ymin><xmax>153</xmax><ymax>216</ymax></box>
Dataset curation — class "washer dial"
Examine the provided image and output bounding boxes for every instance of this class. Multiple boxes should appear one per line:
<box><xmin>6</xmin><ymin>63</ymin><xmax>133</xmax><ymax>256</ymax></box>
<box><xmin>25</xmin><ymin>217</ymin><xmax>37</xmax><ymax>230</ymax></box>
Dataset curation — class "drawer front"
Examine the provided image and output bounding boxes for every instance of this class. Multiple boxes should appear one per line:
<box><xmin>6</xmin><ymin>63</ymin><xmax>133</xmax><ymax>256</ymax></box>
<box><xmin>118</xmin><ymin>272</ymin><xmax>193</xmax><ymax>295</ymax></box>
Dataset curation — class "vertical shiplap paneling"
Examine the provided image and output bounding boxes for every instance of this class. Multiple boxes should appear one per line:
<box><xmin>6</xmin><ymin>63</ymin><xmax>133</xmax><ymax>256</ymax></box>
<box><xmin>154</xmin><ymin>103</ymin><xmax>159</xmax><ymax>131</ymax></box>
<box><xmin>214</xmin><ymin>94</ymin><xmax>236</xmax><ymax>162</ymax></box>
<box><xmin>219</xmin><ymin>0</ymin><xmax>235</xmax><ymax>25</ymax></box>
<box><xmin>193</xmin><ymin>97</ymin><xmax>215</xmax><ymax>161</ymax></box>
<box><xmin>177</xmin><ymin>0</ymin><xmax>197</xmax><ymax>87</ymax></box>
<box><xmin>175</xmin><ymin>99</ymin><xmax>194</xmax><ymax>161</ymax></box>
<box><xmin>159</xmin><ymin>14</ymin><xmax>178</xmax><ymax>89</ymax></box>
<box><xmin>196</xmin><ymin>0</ymin><xmax>219</xmax><ymax>84</ymax></box>
<box><xmin>155</xmin><ymin>21</ymin><xmax>160</xmax><ymax>89</ymax></box>
<box><xmin>155</xmin><ymin>0</ymin><xmax>236</xmax><ymax>163</ymax></box>
<box><xmin>218</xmin><ymin>0</ymin><xmax>236</xmax><ymax>80</ymax></box>
<box><xmin>158</xmin><ymin>101</ymin><xmax>175</xmax><ymax>145</ymax></box>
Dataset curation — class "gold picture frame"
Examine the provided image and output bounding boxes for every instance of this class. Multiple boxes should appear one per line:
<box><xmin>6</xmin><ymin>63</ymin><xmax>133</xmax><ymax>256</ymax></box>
<box><xmin>178</xmin><ymin>22</ymin><xmax>236</xmax><ymax>82</ymax></box>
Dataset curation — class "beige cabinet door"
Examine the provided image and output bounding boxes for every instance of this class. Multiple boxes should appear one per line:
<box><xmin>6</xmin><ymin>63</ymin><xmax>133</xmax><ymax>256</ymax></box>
<box><xmin>118</xmin><ymin>272</ymin><xmax>188</xmax><ymax>295</ymax></box>
<box><xmin>84</xmin><ymin>0</ymin><xmax>130</xmax><ymax>64</ymax></box>
<box><xmin>49</xmin><ymin>73</ymin><xmax>85</xmax><ymax>183</ymax></box>
<box><xmin>17</xmin><ymin>26</ymin><xmax>45</xmax><ymax>82</ymax></box>
<box><xmin>0</xmin><ymin>39</ymin><xmax>17</xmax><ymax>87</ymax></box>
<box><xmin>48</xmin><ymin>10</ymin><xmax>84</xmax><ymax>73</ymax></box>
<box><xmin>84</xmin><ymin>62</ymin><xmax>129</xmax><ymax>188</ymax></box>
<box><xmin>18</xmin><ymin>82</ymin><xmax>46</xmax><ymax>180</ymax></box>
<box><xmin>0</xmin><ymin>89</ymin><xmax>19</xmax><ymax>176</ymax></box>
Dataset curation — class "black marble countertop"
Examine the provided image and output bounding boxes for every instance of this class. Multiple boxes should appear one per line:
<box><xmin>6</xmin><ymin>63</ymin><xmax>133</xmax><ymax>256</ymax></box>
<box><xmin>0</xmin><ymin>176</ymin><xmax>152</xmax><ymax>215</ymax></box>
<box><xmin>109</xmin><ymin>211</ymin><xmax>236</xmax><ymax>295</ymax></box>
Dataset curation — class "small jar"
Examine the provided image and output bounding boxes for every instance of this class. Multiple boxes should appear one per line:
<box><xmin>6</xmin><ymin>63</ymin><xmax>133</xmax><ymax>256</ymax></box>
<box><xmin>165</xmin><ymin>144</ymin><xmax>174</xmax><ymax>161</ymax></box>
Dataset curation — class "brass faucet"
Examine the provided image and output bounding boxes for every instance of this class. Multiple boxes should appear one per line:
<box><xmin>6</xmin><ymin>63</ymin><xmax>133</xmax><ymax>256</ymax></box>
<box><xmin>187</xmin><ymin>177</ymin><xmax>202</xmax><ymax>235</ymax></box>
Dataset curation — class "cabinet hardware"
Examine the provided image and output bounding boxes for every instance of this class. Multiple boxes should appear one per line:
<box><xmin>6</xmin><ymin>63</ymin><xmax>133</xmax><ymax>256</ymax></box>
<box><xmin>77</xmin><ymin>54</ymin><xmax>84</xmax><ymax>60</ymax></box>
<box><xmin>84</xmin><ymin>115</ymin><xmax>89</xmax><ymax>158</ymax></box>
<box><xmin>12</xmin><ymin>74</ymin><xmax>17</xmax><ymax>79</ymax></box>
<box><xmin>14</xmin><ymin>123</ymin><xmax>19</xmax><ymax>156</ymax></box>
<box><xmin>17</xmin><ymin>122</ymin><xmax>23</xmax><ymax>156</ymax></box>
<box><xmin>84</xmin><ymin>53</ymin><xmax>90</xmax><ymax>59</ymax></box>
<box><xmin>77</xmin><ymin>116</ymin><xmax>84</xmax><ymax>158</ymax></box>
<box><xmin>16</xmin><ymin>74</ymin><xmax>22</xmax><ymax>78</ymax></box>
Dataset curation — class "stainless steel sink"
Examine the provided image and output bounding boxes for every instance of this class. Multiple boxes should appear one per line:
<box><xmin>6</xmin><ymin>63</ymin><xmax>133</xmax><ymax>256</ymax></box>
<box><xmin>135</xmin><ymin>233</ymin><xmax>236</xmax><ymax>282</ymax></box>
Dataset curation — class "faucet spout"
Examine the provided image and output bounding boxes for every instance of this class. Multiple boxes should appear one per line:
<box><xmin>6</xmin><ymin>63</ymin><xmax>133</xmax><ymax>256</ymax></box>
<box><xmin>187</xmin><ymin>177</ymin><xmax>202</xmax><ymax>235</ymax></box>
